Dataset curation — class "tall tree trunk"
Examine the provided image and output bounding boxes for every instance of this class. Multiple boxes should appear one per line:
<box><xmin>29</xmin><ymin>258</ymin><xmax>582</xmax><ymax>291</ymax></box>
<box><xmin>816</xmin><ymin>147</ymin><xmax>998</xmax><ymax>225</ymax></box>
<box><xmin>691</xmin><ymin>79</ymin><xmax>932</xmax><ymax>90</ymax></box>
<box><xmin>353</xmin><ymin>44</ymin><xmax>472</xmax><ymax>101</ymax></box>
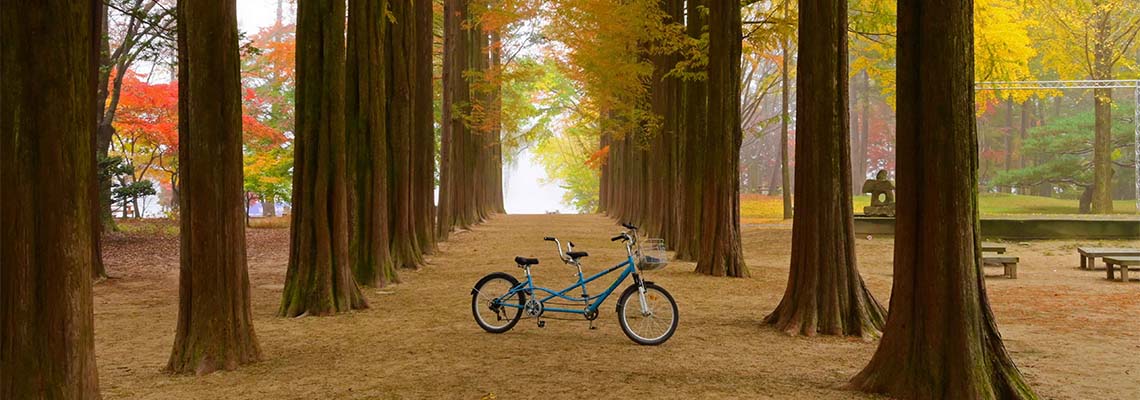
<box><xmin>674</xmin><ymin>0</ymin><xmax>706</xmax><ymax>261</ymax></box>
<box><xmin>168</xmin><ymin>0</ymin><xmax>262</xmax><ymax>374</ymax></box>
<box><xmin>95</xmin><ymin>2</ymin><xmax>118</xmax><ymax>234</ymax></box>
<box><xmin>90</xmin><ymin>1</ymin><xmax>110</xmax><ymax>281</ymax></box>
<box><xmin>644</xmin><ymin>0</ymin><xmax>681</xmax><ymax>244</ymax></box>
<box><xmin>1090</xmin><ymin>4</ymin><xmax>1114</xmax><ymax>213</ymax></box>
<box><xmin>850</xmin><ymin>1</ymin><xmax>1037</xmax><ymax>397</ymax></box>
<box><xmin>780</xmin><ymin>14</ymin><xmax>793</xmax><ymax>220</ymax></box>
<box><xmin>346</xmin><ymin>0</ymin><xmax>397</xmax><ymax>287</ymax></box>
<box><xmin>1</xmin><ymin>0</ymin><xmax>102</xmax><ymax>396</ymax></box>
<box><xmin>437</xmin><ymin>0</ymin><xmax>459</xmax><ymax>240</ymax></box>
<box><xmin>280</xmin><ymin>0</ymin><xmax>368</xmax><ymax>317</ymax></box>
<box><xmin>386</xmin><ymin>0</ymin><xmax>424</xmax><ymax>269</ymax></box>
<box><xmin>414</xmin><ymin>0</ymin><xmax>439</xmax><ymax>252</ymax></box>
<box><xmin>1004</xmin><ymin>96</ymin><xmax>1014</xmax><ymax>193</ymax></box>
<box><xmin>857</xmin><ymin>71</ymin><xmax>870</xmax><ymax>190</ymax></box>
<box><xmin>765</xmin><ymin>0</ymin><xmax>884</xmax><ymax>338</ymax></box>
<box><xmin>438</xmin><ymin>0</ymin><xmax>490</xmax><ymax>235</ymax></box>
<box><xmin>766</xmin><ymin>152</ymin><xmax>781</xmax><ymax>196</ymax></box>
<box><xmin>695</xmin><ymin>0</ymin><xmax>748</xmax><ymax>277</ymax></box>
<box><xmin>850</xmin><ymin>69</ymin><xmax>863</xmax><ymax>195</ymax></box>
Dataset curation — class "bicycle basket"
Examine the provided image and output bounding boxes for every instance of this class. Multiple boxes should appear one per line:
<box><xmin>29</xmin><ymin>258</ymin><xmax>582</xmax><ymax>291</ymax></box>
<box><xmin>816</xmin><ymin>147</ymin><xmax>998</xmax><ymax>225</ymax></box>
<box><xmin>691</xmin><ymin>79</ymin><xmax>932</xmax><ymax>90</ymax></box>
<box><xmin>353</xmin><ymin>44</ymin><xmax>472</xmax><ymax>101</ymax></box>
<box><xmin>637</xmin><ymin>238</ymin><xmax>668</xmax><ymax>271</ymax></box>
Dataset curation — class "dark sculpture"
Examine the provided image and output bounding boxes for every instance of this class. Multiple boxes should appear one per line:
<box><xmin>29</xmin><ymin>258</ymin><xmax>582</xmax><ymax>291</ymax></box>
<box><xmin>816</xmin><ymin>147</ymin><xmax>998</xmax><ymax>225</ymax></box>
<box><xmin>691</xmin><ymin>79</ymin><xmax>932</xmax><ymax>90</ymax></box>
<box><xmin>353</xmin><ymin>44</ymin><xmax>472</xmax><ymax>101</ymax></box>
<box><xmin>861</xmin><ymin>170</ymin><xmax>895</xmax><ymax>217</ymax></box>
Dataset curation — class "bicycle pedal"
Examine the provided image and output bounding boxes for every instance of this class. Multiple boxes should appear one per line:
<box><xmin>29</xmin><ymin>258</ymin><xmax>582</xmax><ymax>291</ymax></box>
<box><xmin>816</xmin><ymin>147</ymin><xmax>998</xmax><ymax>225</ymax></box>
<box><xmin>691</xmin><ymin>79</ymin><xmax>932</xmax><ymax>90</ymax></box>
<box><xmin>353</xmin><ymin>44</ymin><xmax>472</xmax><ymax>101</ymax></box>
<box><xmin>537</xmin><ymin>321</ymin><xmax>546</xmax><ymax>328</ymax></box>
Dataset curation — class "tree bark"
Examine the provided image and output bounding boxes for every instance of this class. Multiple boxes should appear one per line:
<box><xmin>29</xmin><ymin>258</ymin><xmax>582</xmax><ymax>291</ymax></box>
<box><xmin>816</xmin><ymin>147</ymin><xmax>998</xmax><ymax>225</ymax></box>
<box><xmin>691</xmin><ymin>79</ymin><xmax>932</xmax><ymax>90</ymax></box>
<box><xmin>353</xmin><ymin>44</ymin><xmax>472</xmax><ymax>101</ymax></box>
<box><xmin>414</xmin><ymin>0</ymin><xmax>439</xmax><ymax>252</ymax></box>
<box><xmin>694</xmin><ymin>0</ymin><xmax>748</xmax><ymax>277</ymax></box>
<box><xmin>674</xmin><ymin>0</ymin><xmax>706</xmax><ymax>261</ymax></box>
<box><xmin>764</xmin><ymin>0</ymin><xmax>885</xmax><ymax>338</ymax></box>
<box><xmin>850</xmin><ymin>1</ymin><xmax>1038</xmax><ymax>397</ymax></box>
<box><xmin>168</xmin><ymin>0</ymin><xmax>262</xmax><ymax>374</ymax></box>
<box><xmin>857</xmin><ymin>71</ymin><xmax>870</xmax><ymax>190</ymax></box>
<box><xmin>90</xmin><ymin>2</ymin><xmax>110</xmax><ymax>281</ymax></box>
<box><xmin>386</xmin><ymin>0</ymin><xmax>424</xmax><ymax>269</ymax></box>
<box><xmin>346</xmin><ymin>0</ymin><xmax>398</xmax><ymax>287</ymax></box>
<box><xmin>438</xmin><ymin>0</ymin><xmax>492</xmax><ymax>236</ymax></box>
<box><xmin>280</xmin><ymin>0</ymin><xmax>368</xmax><ymax>317</ymax></box>
<box><xmin>1004</xmin><ymin>96</ymin><xmax>1014</xmax><ymax>193</ymax></box>
<box><xmin>780</xmin><ymin>9</ymin><xmax>793</xmax><ymax>220</ymax></box>
<box><xmin>1</xmin><ymin>0</ymin><xmax>102</xmax><ymax>397</ymax></box>
<box><xmin>1089</xmin><ymin>1</ymin><xmax>1114</xmax><ymax>213</ymax></box>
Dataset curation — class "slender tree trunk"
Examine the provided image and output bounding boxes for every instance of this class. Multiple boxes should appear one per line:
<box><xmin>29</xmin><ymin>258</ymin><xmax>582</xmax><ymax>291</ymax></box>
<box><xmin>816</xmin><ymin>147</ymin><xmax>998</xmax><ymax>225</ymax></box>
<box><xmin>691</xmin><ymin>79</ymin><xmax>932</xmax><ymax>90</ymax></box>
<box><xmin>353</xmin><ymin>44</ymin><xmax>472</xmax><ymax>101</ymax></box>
<box><xmin>780</xmin><ymin>16</ymin><xmax>793</xmax><ymax>220</ymax></box>
<box><xmin>1091</xmin><ymin>14</ymin><xmax>1114</xmax><ymax>213</ymax></box>
<box><xmin>168</xmin><ymin>0</ymin><xmax>262</xmax><ymax>374</ymax></box>
<box><xmin>1</xmin><ymin>0</ymin><xmax>102</xmax><ymax>396</ymax></box>
<box><xmin>598</xmin><ymin>133</ymin><xmax>610</xmax><ymax>213</ymax></box>
<box><xmin>857</xmin><ymin>71</ymin><xmax>870</xmax><ymax>188</ymax></box>
<box><xmin>95</xmin><ymin>2</ymin><xmax>119</xmax><ymax>234</ymax></box>
<box><xmin>437</xmin><ymin>0</ymin><xmax>459</xmax><ymax>240</ymax></box>
<box><xmin>438</xmin><ymin>0</ymin><xmax>491</xmax><ymax>235</ymax></box>
<box><xmin>386</xmin><ymin>0</ymin><xmax>424</xmax><ymax>269</ymax></box>
<box><xmin>90</xmin><ymin>1</ymin><xmax>110</xmax><ymax>281</ymax></box>
<box><xmin>767</xmin><ymin>153</ymin><xmax>781</xmax><ymax>196</ymax></box>
<box><xmin>765</xmin><ymin>0</ymin><xmax>885</xmax><ymax>338</ymax></box>
<box><xmin>414</xmin><ymin>0</ymin><xmax>439</xmax><ymax>252</ymax></box>
<box><xmin>280</xmin><ymin>0</ymin><xmax>368</xmax><ymax>317</ymax></box>
<box><xmin>346</xmin><ymin>0</ymin><xmax>397</xmax><ymax>287</ymax></box>
<box><xmin>695</xmin><ymin>0</ymin><xmax>748</xmax><ymax>277</ymax></box>
<box><xmin>674</xmin><ymin>0</ymin><xmax>705</xmax><ymax>261</ymax></box>
<box><xmin>850</xmin><ymin>69</ymin><xmax>863</xmax><ymax>195</ymax></box>
<box><xmin>850</xmin><ymin>1</ymin><xmax>1037</xmax><ymax>397</ymax></box>
<box><xmin>1004</xmin><ymin>96</ymin><xmax>1014</xmax><ymax>193</ymax></box>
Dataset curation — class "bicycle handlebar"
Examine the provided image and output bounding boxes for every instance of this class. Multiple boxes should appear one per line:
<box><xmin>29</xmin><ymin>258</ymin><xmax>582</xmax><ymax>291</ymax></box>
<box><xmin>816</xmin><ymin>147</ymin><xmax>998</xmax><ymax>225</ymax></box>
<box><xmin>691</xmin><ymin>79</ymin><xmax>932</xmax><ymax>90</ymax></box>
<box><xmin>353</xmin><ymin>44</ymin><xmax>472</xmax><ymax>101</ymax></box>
<box><xmin>544</xmin><ymin>236</ymin><xmax>555</xmax><ymax>241</ymax></box>
<box><xmin>611</xmin><ymin>234</ymin><xmax>626</xmax><ymax>242</ymax></box>
<box><xmin>621</xmin><ymin>222</ymin><xmax>638</xmax><ymax>230</ymax></box>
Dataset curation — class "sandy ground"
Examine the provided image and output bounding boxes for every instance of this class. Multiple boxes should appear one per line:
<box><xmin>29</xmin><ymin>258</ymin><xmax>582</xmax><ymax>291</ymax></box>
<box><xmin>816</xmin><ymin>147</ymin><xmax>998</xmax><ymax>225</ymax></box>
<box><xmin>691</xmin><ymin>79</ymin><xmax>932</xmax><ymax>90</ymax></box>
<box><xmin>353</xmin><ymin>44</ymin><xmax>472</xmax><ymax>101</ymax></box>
<box><xmin>94</xmin><ymin>214</ymin><xmax>1139</xmax><ymax>399</ymax></box>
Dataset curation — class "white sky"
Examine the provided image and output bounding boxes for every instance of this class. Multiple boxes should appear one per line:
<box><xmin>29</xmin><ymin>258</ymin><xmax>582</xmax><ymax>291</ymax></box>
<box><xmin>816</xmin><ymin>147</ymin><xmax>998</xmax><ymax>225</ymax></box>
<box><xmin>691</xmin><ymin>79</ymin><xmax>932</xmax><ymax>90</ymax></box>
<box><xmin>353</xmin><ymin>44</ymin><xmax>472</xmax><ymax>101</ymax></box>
<box><xmin>236</xmin><ymin>0</ymin><xmax>574</xmax><ymax>215</ymax></box>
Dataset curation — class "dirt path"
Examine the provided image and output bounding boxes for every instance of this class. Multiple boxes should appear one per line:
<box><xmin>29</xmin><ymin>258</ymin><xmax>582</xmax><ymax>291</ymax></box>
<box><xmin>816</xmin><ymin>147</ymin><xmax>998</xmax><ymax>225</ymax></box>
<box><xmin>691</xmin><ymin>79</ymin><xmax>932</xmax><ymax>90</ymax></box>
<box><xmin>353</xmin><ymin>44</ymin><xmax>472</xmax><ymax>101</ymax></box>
<box><xmin>94</xmin><ymin>214</ymin><xmax>1139</xmax><ymax>399</ymax></box>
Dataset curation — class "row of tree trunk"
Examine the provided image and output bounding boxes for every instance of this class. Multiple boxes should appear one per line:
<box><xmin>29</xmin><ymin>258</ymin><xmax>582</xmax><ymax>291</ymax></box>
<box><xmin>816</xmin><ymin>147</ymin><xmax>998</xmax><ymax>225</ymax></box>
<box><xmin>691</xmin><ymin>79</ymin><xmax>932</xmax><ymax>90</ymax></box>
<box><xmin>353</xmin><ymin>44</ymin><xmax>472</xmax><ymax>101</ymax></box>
<box><xmin>598</xmin><ymin>0</ymin><xmax>750</xmax><ymax>278</ymax></box>
<box><xmin>599</xmin><ymin>0</ymin><xmax>1039</xmax><ymax>397</ymax></box>
<box><xmin>281</xmin><ymin>0</ymin><xmax>442</xmax><ymax>317</ymax></box>
<box><xmin>4</xmin><ymin>0</ymin><xmax>508</xmax><ymax>393</ymax></box>
<box><xmin>438</xmin><ymin>0</ymin><xmax>507</xmax><ymax>240</ymax></box>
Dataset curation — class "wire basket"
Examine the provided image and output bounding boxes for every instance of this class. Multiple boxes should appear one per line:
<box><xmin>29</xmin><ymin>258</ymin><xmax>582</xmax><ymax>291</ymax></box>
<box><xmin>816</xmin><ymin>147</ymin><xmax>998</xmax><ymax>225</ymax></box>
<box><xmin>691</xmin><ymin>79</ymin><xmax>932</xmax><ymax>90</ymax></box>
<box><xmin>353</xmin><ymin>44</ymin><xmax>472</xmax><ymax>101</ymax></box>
<box><xmin>637</xmin><ymin>238</ymin><xmax>668</xmax><ymax>271</ymax></box>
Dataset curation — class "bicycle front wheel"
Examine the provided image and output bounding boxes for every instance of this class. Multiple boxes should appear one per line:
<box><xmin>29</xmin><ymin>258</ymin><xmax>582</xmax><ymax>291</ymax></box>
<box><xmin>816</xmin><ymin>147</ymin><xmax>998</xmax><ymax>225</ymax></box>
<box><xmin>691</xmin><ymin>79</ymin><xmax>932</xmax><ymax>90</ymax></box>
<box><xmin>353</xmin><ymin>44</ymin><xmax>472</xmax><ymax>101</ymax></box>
<box><xmin>616</xmin><ymin>282</ymin><xmax>678</xmax><ymax>345</ymax></box>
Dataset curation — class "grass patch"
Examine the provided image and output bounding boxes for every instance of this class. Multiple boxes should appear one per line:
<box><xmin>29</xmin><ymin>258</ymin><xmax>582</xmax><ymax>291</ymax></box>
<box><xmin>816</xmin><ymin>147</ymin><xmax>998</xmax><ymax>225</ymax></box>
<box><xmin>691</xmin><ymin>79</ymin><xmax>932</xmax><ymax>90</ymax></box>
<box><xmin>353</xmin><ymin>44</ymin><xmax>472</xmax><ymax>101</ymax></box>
<box><xmin>249</xmin><ymin>216</ymin><xmax>290</xmax><ymax>229</ymax></box>
<box><xmin>114</xmin><ymin>219</ymin><xmax>179</xmax><ymax>236</ymax></box>
<box><xmin>742</xmin><ymin>193</ymin><xmax>1139</xmax><ymax>222</ymax></box>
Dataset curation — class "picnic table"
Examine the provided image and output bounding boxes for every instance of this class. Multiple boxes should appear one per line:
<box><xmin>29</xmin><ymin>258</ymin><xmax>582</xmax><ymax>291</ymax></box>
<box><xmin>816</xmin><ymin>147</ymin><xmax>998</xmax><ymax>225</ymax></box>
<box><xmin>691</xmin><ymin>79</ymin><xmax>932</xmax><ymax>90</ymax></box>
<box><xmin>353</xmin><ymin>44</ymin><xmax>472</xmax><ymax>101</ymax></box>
<box><xmin>983</xmin><ymin>256</ymin><xmax>1019</xmax><ymax>279</ymax></box>
<box><xmin>1077</xmin><ymin>247</ymin><xmax>1140</xmax><ymax>270</ymax></box>
<box><xmin>982</xmin><ymin>242</ymin><xmax>1006</xmax><ymax>254</ymax></box>
<box><xmin>1103</xmin><ymin>256</ymin><xmax>1140</xmax><ymax>282</ymax></box>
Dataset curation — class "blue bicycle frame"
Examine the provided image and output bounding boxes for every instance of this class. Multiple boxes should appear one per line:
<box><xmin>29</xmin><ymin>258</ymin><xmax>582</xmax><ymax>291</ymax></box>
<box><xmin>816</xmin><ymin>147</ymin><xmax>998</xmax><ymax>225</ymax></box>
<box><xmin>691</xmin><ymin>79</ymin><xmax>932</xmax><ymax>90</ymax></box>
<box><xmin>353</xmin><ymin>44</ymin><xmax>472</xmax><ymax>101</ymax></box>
<box><xmin>497</xmin><ymin>253</ymin><xmax>640</xmax><ymax>316</ymax></box>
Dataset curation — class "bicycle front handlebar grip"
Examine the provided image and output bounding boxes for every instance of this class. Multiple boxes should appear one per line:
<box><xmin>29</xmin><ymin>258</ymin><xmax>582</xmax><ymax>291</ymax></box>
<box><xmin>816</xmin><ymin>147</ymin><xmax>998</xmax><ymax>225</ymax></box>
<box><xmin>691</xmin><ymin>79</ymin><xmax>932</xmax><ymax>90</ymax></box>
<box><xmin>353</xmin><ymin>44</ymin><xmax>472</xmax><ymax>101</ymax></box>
<box><xmin>621</xmin><ymin>222</ymin><xmax>638</xmax><ymax>230</ymax></box>
<box><xmin>544</xmin><ymin>237</ymin><xmax>555</xmax><ymax>241</ymax></box>
<box><xmin>611</xmin><ymin>234</ymin><xmax>625</xmax><ymax>241</ymax></box>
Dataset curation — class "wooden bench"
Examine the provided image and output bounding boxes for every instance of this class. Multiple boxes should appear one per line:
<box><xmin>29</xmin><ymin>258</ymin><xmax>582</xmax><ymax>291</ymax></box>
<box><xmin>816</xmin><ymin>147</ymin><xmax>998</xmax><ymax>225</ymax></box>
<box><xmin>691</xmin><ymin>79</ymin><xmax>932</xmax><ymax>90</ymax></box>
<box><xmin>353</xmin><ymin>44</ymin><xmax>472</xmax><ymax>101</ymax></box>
<box><xmin>1103</xmin><ymin>256</ymin><xmax>1140</xmax><ymax>282</ymax></box>
<box><xmin>1077</xmin><ymin>247</ymin><xmax>1140</xmax><ymax>270</ymax></box>
<box><xmin>983</xmin><ymin>256</ymin><xmax>1019</xmax><ymax>279</ymax></box>
<box><xmin>982</xmin><ymin>242</ymin><xmax>1006</xmax><ymax>254</ymax></box>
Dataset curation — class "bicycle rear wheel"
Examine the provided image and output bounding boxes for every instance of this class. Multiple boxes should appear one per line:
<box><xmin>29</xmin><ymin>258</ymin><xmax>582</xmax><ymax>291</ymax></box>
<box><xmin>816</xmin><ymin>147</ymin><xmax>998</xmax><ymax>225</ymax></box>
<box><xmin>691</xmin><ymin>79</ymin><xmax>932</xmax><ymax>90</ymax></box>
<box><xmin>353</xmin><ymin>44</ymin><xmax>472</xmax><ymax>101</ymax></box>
<box><xmin>471</xmin><ymin>272</ymin><xmax>525</xmax><ymax>333</ymax></box>
<box><xmin>616</xmin><ymin>282</ymin><xmax>678</xmax><ymax>345</ymax></box>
